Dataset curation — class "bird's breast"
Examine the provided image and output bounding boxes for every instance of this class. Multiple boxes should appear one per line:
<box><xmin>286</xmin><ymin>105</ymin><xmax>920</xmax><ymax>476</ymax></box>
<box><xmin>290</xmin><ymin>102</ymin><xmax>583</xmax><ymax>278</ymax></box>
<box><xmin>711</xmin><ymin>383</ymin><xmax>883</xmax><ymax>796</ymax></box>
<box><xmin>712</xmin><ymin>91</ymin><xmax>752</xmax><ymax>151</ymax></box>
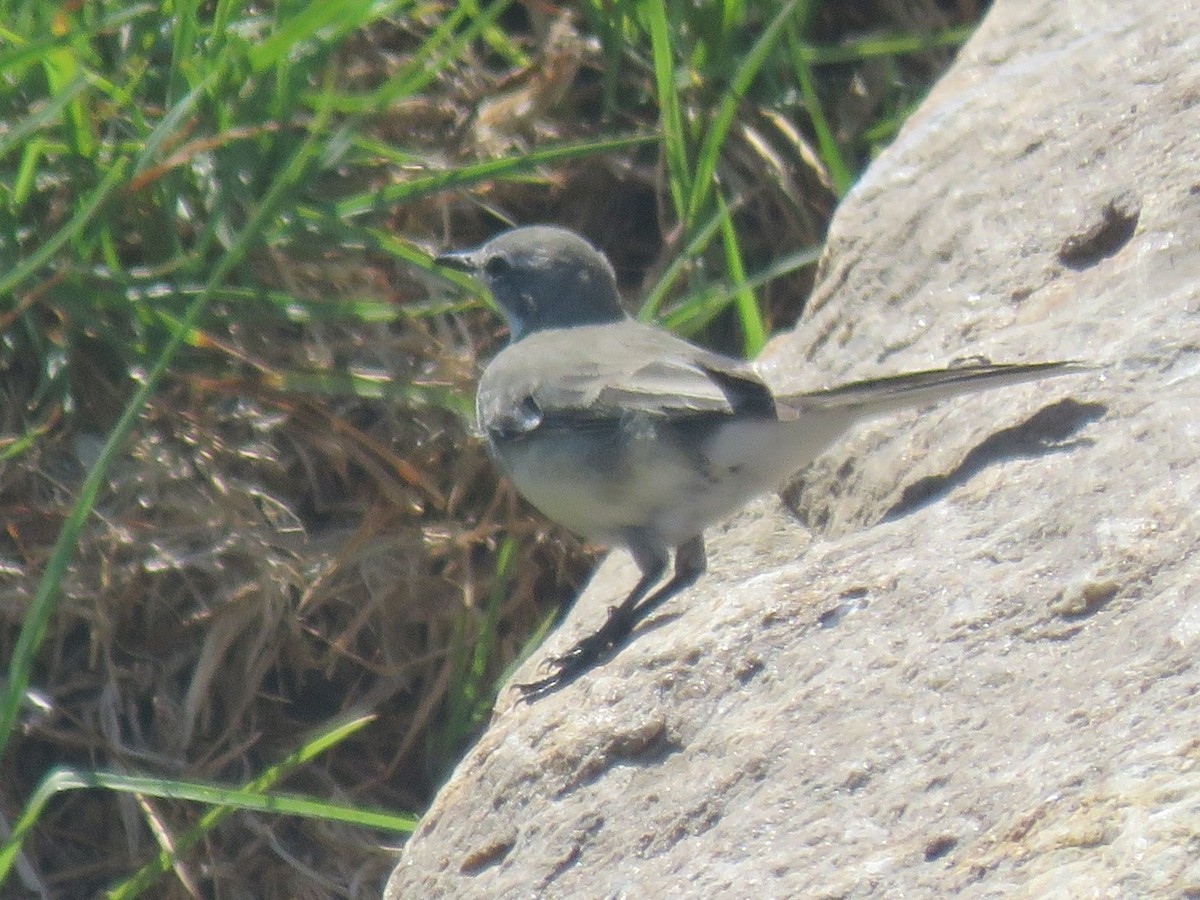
<box><xmin>487</xmin><ymin>414</ymin><xmax>699</xmax><ymax>544</ymax></box>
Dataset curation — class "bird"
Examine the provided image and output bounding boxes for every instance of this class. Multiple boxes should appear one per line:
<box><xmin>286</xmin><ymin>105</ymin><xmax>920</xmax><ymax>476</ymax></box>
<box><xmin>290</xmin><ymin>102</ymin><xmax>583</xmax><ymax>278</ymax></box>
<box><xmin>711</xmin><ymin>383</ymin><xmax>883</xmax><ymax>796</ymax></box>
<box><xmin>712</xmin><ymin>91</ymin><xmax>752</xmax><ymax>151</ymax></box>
<box><xmin>436</xmin><ymin>225</ymin><xmax>1088</xmax><ymax>698</ymax></box>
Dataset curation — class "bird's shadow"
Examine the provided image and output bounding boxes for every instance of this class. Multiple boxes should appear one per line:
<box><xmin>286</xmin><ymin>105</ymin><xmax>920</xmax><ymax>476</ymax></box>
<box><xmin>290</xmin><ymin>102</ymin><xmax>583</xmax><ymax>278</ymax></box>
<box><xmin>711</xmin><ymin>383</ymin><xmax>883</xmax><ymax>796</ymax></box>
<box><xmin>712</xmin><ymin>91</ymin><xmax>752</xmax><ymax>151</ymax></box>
<box><xmin>882</xmin><ymin>398</ymin><xmax>1108</xmax><ymax>522</ymax></box>
<box><xmin>514</xmin><ymin>609</ymin><xmax>684</xmax><ymax>702</ymax></box>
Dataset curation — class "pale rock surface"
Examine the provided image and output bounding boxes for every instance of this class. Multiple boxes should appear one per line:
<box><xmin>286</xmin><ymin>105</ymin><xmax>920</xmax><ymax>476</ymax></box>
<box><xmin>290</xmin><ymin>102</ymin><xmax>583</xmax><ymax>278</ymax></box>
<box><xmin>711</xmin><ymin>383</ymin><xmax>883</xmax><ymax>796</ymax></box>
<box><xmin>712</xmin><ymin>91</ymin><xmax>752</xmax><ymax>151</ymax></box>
<box><xmin>388</xmin><ymin>1</ymin><xmax>1200</xmax><ymax>896</ymax></box>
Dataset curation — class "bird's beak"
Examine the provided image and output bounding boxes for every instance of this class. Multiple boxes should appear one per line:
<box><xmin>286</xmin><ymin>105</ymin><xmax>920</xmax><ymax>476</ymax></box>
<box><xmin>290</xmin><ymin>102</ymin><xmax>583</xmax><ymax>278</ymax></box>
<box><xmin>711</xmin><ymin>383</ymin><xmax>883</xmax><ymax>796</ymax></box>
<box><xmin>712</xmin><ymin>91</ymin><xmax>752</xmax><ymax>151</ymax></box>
<box><xmin>434</xmin><ymin>249</ymin><xmax>478</xmax><ymax>273</ymax></box>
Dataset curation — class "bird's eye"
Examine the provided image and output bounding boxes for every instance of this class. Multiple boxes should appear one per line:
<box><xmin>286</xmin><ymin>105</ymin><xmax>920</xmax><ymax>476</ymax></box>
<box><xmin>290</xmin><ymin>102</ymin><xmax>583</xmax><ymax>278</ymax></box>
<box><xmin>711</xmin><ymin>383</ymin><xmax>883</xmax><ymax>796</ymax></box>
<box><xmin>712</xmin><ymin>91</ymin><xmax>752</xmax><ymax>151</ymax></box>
<box><xmin>484</xmin><ymin>255</ymin><xmax>510</xmax><ymax>276</ymax></box>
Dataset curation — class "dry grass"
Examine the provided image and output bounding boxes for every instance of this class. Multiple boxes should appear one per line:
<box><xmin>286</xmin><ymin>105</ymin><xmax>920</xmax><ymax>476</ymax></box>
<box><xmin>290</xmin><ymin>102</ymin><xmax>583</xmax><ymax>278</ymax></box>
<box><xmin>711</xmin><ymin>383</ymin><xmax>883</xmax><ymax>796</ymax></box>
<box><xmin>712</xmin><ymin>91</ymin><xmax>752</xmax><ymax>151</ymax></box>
<box><xmin>0</xmin><ymin>1</ymin><xmax>983</xmax><ymax>895</ymax></box>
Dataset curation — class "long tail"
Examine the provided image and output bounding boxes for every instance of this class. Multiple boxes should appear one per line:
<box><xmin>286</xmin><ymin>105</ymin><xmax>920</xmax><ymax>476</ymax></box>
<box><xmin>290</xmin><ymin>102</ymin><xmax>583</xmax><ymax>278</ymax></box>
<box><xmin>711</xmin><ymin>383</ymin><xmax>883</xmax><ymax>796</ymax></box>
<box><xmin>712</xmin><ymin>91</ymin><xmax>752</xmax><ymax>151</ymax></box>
<box><xmin>777</xmin><ymin>361</ymin><xmax>1092</xmax><ymax>419</ymax></box>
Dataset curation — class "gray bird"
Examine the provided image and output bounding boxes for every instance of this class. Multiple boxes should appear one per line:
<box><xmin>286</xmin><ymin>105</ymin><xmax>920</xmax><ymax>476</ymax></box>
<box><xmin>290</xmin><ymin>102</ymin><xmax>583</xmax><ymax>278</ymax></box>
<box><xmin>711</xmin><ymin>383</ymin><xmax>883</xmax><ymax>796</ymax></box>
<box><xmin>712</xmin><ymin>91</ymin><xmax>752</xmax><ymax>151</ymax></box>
<box><xmin>437</xmin><ymin>225</ymin><xmax>1086</xmax><ymax>697</ymax></box>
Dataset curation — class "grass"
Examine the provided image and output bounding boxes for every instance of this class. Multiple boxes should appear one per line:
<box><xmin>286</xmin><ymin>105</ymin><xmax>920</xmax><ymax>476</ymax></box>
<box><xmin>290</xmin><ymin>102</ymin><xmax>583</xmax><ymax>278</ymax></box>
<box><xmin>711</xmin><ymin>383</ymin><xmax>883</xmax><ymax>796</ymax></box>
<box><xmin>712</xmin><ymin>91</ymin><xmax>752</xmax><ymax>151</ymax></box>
<box><xmin>0</xmin><ymin>0</ymin><xmax>982</xmax><ymax>895</ymax></box>
<box><xmin>0</xmin><ymin>716</ymin><xmax>418</xmax><ymax>894</ymax></box>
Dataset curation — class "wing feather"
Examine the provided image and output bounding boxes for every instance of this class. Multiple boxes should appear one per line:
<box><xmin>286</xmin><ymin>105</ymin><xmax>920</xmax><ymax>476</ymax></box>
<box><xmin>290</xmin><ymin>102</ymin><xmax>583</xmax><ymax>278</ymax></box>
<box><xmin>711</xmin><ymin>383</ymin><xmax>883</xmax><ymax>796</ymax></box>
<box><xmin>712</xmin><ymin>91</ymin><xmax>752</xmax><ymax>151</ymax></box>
<box><xmin>477</xmin><ymin>321</ymin><xmax>771</xmax><ymax>434</ymax></box>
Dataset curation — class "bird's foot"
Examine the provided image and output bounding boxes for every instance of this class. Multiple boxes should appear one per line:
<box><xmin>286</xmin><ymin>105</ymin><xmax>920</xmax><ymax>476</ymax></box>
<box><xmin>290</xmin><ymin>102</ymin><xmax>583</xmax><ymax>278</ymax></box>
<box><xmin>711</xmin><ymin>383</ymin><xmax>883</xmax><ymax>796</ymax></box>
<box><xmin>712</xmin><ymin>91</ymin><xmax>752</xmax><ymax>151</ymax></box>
<box><xmin>516</xmin><ymin>614</ymin><xmax>629</xmax><ymax>701</ymax></box>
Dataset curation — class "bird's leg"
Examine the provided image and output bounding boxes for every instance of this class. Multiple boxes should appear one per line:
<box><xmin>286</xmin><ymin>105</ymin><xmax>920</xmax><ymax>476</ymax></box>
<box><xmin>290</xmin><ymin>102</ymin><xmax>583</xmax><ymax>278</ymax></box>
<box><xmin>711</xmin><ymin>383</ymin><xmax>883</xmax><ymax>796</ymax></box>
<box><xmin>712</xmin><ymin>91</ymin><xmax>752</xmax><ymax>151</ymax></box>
<box><xmin>517</xmin><ymin>536</ymin><xmax>706</xmax><ymax>700</ymax></box>
<box><xmin>517</xmin><ymin>544</ymin><xmax>666</xmax><ymax>699</ymax></box>
<box><xmin>614</xmin><ymin>534</ymin><xmax>706</xmax><ymax>633</ymax></box>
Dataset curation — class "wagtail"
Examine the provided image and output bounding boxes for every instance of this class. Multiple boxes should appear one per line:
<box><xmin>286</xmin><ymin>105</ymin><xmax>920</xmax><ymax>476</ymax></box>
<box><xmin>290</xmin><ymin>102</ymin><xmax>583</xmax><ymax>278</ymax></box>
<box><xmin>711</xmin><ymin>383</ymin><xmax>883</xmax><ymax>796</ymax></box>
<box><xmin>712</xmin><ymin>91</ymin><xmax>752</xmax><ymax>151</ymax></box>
<box><xmin>437</xmin><ymin>225</ymin><xmax>1087</xmax><ymax>697</ymax></box>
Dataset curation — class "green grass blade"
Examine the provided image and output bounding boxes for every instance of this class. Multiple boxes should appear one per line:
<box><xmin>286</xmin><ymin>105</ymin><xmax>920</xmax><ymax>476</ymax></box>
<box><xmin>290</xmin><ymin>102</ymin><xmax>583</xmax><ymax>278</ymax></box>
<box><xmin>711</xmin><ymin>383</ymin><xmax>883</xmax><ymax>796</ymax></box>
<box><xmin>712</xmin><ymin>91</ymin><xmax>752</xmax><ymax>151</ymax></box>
<box><xmin>684</xmin><ymin>0</ymin><xmax>799</xmax><ymax>227</ymax></box>
<box><xmin>103</xmin><ymin>717</ymin><xmax>413</xmax><ymax>898</ymax></box>
<box><xmin>433</xmin><ymin>537</ymin><xmax>516</xmax><ymax>779</ymax></box>
<box><xmin>639</xmin><ymin>0</ymin><xmax>689</xmax><ymax>219</ymax></box>
<box><xmin>637</xmin><ymin>205</ymin><xmax>726</xmax><ymax>321</ymax></box>
<box><xmin>791</xmin><ymin>23</ymin><xmax>974</xmax><ymax>66</ymax></box>
<box><xmin>787</xmin><ymin>24</ymin><xmax>851</xmax><ymax>196</ymax></box>
<box><xmin>340</xmin><ymin>0</ymin><xmax>513</xmax><ymax>111</ymax></box>
<box><xmin>0</xmin><ymin>74</ymin><xmax>88</xmax><ymax>161</ymax></box>
<box><xmin>0</xmin><ymin>719</ymin><xmax>415</xmax><ymax>888</ymax></box>
<box><xmin>10</xmin><ymin>136</ymin><xmax>45</xmax><ymax>210</ymax></box>
<box><xmin>662</xmin><ymin>243</ymin><xmax>820</xmax><ymax>338</ymax></box>
<box><xmin>266</xmin><ymin>370</ymin><xmax>472</xmax><ymax>417</ymax></box>
<box><xmin>457</xmin><ymin>0</ymin><xmax>527</xmax><ymax>68</ymax></box>
<box><xmin>0</xmin><ymin>157</ymin><xmax>130</xmax><ymax>319</ymax></box>
<box><xmin>332</xmin><ymin>133</ymin><xmax>657</xmax><ymax>218</ymax></box>
<box><xmin>248</xmin><ymin>0</ymin><xmax>380</xmax><ymax>71</ymax></box>
<box><xmin>165</xmin><ymin>0</ymin><xmax>200</xmax><ymax>106</ymax></box>
<box><xmin>715</xmin><ymin>194</ymin><xmax>764</xmax><ymax>356</ymax></box>
<box><xmin>0</xmin><ymin>6</ymin><xmax>154</xmax><ymax>79</ymax></box>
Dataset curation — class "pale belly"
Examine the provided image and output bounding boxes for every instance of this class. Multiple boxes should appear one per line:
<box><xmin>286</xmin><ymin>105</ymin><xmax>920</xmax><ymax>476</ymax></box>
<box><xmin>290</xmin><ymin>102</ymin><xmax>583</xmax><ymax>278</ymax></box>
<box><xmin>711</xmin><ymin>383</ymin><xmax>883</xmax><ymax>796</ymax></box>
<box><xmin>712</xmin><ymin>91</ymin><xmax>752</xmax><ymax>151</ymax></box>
<box><xmin>488</xmin><ymin>414</ymin><xmax>847</xmax><ymax>550</ymax></box>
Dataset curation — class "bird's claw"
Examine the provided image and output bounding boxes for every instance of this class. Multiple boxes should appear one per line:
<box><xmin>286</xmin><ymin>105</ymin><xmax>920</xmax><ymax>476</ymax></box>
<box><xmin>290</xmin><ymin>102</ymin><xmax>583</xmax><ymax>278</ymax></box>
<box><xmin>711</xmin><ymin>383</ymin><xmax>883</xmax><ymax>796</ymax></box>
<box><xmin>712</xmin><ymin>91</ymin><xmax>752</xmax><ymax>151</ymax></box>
<box><xmin>515</xmin><ymin>631</ymin><xmax>615</xmax><ymax>700</ymax></box>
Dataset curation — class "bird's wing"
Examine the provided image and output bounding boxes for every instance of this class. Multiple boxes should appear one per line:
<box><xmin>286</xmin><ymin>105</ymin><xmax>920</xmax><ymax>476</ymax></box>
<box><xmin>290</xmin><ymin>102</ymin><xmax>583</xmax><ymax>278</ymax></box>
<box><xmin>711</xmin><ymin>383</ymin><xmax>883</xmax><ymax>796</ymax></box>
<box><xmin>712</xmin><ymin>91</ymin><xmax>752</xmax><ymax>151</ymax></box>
<box><xmin>477</xmin><ymin>321</ymin><xmax>773</xmax><ymax>436</ymax></box>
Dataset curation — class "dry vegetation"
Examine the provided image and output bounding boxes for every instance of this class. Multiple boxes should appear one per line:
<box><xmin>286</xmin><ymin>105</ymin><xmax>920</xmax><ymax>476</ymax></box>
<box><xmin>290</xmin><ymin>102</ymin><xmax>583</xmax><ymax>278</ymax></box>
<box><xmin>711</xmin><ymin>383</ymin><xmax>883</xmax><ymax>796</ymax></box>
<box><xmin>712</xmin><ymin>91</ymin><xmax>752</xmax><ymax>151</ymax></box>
<box><xmin>1</xmin><ymin>1</ymin><xmax>983</xmax><ymax>895</ymax></box>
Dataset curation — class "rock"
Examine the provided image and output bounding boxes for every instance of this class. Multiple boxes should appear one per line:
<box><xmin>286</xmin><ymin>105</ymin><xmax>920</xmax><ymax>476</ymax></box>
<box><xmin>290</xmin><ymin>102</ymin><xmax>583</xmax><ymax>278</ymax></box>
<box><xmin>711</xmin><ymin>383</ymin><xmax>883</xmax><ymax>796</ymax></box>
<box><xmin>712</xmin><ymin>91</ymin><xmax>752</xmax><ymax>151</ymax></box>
<box><xmin>387</xmin><ymin>1</ymin><xmax>1200</xmax><ymax>896</ymax></box>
